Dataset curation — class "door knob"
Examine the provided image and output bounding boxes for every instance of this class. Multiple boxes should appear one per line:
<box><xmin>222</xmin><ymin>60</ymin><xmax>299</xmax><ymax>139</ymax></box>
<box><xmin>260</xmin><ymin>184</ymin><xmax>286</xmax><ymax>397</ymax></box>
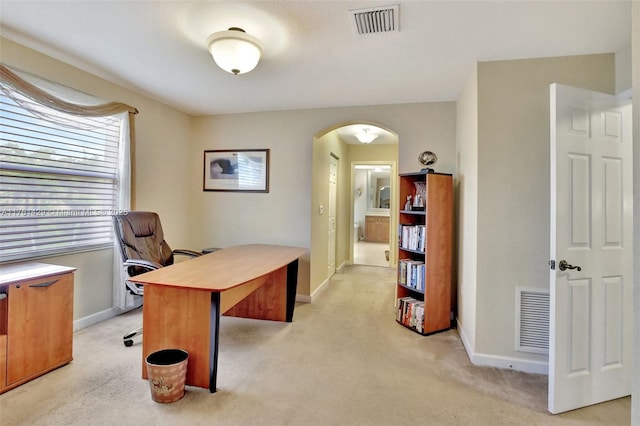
<box><xmin>559</xmin><ymin>260</ymin><xmax>581</xmax><ymax>272</ymax></box>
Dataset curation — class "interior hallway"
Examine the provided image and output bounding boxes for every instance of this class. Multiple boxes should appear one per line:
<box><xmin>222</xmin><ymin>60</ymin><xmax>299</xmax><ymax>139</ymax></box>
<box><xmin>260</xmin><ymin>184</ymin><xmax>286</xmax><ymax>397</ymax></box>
<box><xmin>353</xmin><ymin>241</ymin><xmax>389</xmax><ymax>267</ymax></box>
<box><xmin>0</xmin><ymin>265</ymin><xmax>629</xmax><ymax>426</ymax></box>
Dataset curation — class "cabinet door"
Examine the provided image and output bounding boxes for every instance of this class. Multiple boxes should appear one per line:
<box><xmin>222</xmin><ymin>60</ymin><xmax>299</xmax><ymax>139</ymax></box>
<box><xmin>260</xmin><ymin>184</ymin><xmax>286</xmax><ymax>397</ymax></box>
<box><xmin>365</xmin><ymin>216</ymin><xmax>377</xmax><ymax>242</ymax></box>
<box><xmin>7</xmin><ymin>273</ymin><xmax>73</xmax><ymax>385</ymax></box>
<box><xmin>365</xmin><ymin>216</ymin><xmax>390</xmax><ymax>242</ymax></box>
<box><xmin>377</xmin><ymin>216</ymin><xmax>389</xmax><ymax>243</ymax></box>
<box><xmin>0</xmin><ymin>335</ymin><xmax>6</xmax><ymax>388</ymax></box>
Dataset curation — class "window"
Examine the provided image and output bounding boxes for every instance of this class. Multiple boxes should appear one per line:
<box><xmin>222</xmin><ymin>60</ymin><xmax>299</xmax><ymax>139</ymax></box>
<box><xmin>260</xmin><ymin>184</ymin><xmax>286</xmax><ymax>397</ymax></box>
<box><xmin>0</xmin><ymin>69</ymin><xmax>134</xmax><ymax>262</ymax></box>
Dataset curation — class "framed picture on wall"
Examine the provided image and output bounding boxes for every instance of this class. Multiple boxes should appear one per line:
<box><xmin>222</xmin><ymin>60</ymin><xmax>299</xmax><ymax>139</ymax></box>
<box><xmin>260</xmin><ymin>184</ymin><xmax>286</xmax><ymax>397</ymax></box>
<box><xmin>203</xmin><ymin>149</ymin><xmax>270</xmax><ymax>192</ymax></box>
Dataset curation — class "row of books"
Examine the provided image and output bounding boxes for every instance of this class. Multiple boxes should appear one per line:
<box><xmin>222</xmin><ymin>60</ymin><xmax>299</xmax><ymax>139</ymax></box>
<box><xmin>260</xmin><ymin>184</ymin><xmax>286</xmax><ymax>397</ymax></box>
<box><xmin>398</xmin><ymin>259</ymin><xmax>425</xmax><ymax>291</ymax></box>
<box><xmin>397</xmin><ymin>296</ymin><xmax>425</xmax><ymax>333</ymax></box>
<box><xmin>398</xmin><ymin>224</ymin><xmax>425</xmax><ymax>252</ymax></box>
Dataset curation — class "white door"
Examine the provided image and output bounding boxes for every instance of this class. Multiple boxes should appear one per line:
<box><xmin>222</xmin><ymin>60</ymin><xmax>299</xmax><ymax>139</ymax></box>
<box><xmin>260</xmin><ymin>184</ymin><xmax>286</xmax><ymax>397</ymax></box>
<box><xmin>549</xmin><ymin>83</ymin><xmax>633</xmax><ymax>414</ymax></box>
<box><xmin>328</xmin><ymin>155</ymin><xmax>338</xmax><ymax>277</ymax></box>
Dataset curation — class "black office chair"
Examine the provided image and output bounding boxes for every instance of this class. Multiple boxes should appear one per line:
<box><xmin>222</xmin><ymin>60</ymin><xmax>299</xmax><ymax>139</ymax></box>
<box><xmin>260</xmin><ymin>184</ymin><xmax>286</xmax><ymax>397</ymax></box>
<box><xmin>113</xmin><ymin>211</ymin><xmax>202</xmax><ymax>347</ymax></box>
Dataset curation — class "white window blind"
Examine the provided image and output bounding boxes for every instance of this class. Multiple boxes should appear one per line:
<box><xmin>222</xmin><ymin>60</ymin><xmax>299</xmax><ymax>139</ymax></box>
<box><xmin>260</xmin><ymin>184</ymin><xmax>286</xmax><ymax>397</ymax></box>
<box><xmin>0</xmin><ymin>86</ymin><xmax>125</xmax><ymax>262</ymax></box>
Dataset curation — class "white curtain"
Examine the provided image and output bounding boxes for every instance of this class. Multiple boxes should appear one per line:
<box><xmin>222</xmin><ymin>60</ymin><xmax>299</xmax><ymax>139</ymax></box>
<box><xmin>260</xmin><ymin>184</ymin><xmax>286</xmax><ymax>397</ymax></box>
<box><xmin>113</xmin><ymin>112</ymin><xmax>134</xmax><ymax>310</ymax></box>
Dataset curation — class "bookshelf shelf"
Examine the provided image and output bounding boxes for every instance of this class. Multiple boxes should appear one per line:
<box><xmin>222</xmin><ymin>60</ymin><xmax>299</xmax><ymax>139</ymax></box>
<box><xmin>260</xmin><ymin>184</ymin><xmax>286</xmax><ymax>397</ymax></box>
<box><xmin>396</xmin><ymin>171</ymin><xmax>453</xmax><ymax>335</ymax></box>
<box><xmin>397</xmin><ymin>282</ymin><xmax>425</xmax><ymax>294</ymax></box>
<box><xmin>398</xmin><ymin>247</ymin><xmax>425</xmax><ymax>255</ymax></box>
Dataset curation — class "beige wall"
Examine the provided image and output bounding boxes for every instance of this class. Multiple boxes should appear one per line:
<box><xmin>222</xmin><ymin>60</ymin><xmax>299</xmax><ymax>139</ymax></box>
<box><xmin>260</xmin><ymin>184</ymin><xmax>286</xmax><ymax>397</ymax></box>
<box><xmin>456</xmin><ymin>64</ymin><xmax>478</xmax><ymax>351</ymax></box>
<box><xmin>310</xmin><ymin>131</ymin><xmax>349</xmax><ymax>294</ymax></box>
<box><xmin>631</xmin><ymin>2</ymin><xmax>639</xmax><ymax>424</ymax></box>
<box><xmin>348</xmin><ymin>143</ymin><xmax>398</xmax><ymax>163</ymax></box>
<box><xmin>0</xmin><ymin>37</ymin><xmax>194</xmax><ymax>324</ymax></box>
<box><xmin>471</xmin><ymin>54</ymin><xmax>615</xmax><ymax>369</ymax></box>
<box><xmin>615</xmin><ymin>43</ymin><xmax>632</xmax><ymax>94</ymax></box>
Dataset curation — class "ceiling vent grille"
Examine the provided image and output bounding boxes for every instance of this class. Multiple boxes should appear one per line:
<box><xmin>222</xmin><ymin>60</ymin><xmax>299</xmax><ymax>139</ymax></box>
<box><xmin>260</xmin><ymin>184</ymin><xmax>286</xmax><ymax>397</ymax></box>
<box><xmin>350</xmin><ymin>5</ymin><xmax>399</xmax><ymax>35</ymax></box>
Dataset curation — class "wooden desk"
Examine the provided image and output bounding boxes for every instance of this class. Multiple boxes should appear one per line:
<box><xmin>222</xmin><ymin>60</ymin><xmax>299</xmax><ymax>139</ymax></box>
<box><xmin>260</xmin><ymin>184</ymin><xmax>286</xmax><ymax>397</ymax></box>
<box><xmin>130</xmin><ymin>244</ymin><xmax>307</xmax><ymax>393</ymax></box>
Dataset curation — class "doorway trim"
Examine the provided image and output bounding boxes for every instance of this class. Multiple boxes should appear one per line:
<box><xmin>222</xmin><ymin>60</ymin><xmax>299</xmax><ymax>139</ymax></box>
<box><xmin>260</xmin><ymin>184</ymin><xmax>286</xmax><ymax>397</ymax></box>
<box><xmin>350</xmin><ymin>160</ymin><xmax>397</xmax><ymax>267</ymax></box>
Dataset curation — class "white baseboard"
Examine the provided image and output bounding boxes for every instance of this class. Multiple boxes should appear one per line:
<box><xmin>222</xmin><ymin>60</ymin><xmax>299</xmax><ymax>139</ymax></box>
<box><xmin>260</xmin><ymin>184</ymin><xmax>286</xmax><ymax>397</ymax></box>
<box><xmin>295</xmin><ymin>294</ymin><xmax>311</xmax><ymax>303</ymax></box>
<box><xmin>296</xmin><ymin>274</ymin><xmax>332</xmax><ymax>304</ymax></box>
<box><xmin>296</xmin><ymin>262</ymin><xmax>348</xmax><ymax>304</ymax></box>
<box><xmin>456</xmin><ymin>318</ymin><xmax>474</xmax><ymax>356</ymax></box>
<box><xmin>468</xmin><ymin>349</ymin><xmax>549</xmax><ymax>375</ymax></box>
<box><xmin>457</xmin><ymin>317</ymin><xmax>548</xmax><ymax>375</ymax></box>
<box><xmin>73</xmin><ymin>307</ymin><xmax>121</xmax><ymax>331</ymax></box>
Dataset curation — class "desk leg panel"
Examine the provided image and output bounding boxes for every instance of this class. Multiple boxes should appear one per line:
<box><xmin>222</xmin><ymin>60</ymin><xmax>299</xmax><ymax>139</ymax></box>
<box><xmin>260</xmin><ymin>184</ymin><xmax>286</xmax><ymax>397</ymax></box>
<box><xmin>286</xmin><ymin>259</ymin><xmax>299</xmax><ymax>322</ymax></box>
<box><xmin>223</xmin><ymin>268</ymin><xmax>288</xmax><ymax>321</ymax></box>
<box><xmin>142</xmin><ymin>285</ymin><xmax>212</xmax><ymax>389</ymax></box>
<box><xmin>209</xmin><ymin>292</ymin><xmax>220</xmax><ymax>393</ymax></box>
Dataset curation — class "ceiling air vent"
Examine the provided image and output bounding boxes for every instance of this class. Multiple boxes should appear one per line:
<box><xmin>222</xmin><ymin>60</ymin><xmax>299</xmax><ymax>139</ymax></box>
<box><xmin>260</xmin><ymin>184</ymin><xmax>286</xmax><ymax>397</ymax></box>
<box><xmin>350</xmin><ymin>5</ymin><xmax>399</xmax><ymax>35</ymax></box>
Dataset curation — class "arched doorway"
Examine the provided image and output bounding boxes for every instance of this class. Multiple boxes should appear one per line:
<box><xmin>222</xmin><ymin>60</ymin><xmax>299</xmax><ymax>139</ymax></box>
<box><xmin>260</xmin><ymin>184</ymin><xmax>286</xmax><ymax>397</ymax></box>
<box><xmin>310</xmin><ymin>121</ymin><xmax>398</xmax><ymax>292</ymax></box>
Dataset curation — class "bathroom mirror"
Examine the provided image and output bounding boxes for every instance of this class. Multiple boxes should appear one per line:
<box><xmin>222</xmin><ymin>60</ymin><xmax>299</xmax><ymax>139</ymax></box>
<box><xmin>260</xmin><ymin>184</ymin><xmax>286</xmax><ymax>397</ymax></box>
<box><xmin>377</xmin><ymin>186</ymin><xmax>390</xmax><ymax>208</ymax></box>
<box><xmin>366</xmin><ymin>167</ymin><xmax>391</xmax><ymax>211</ymax></box>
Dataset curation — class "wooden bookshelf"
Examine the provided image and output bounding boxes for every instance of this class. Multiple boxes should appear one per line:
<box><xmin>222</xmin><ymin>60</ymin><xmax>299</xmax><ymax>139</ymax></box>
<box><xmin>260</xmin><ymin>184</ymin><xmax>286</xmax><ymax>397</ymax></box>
<box><xmin>396</xmin><ymin>172</ymin><xmax>452</xmax><ymax>335</ymax></box>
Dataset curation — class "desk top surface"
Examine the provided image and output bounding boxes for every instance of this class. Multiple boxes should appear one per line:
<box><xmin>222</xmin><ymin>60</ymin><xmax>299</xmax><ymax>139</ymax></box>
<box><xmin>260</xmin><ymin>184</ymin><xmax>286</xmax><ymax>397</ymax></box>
<box><xmin>130</xmin><ymin>244</ymin><xmax>307</xmax><ymax>292</ymax></box>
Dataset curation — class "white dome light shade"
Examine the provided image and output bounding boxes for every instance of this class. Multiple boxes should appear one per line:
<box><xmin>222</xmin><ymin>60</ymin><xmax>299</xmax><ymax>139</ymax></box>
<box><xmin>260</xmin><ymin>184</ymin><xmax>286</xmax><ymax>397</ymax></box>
<box><xmin>355</xmin><ymin>128</ymin><xmax>378</xmax><ymax>144</ymax></box>
<box><xmin>207</xmin><ymin>28</ymin><xmax>262</xmax><ymax>75</ymax></box>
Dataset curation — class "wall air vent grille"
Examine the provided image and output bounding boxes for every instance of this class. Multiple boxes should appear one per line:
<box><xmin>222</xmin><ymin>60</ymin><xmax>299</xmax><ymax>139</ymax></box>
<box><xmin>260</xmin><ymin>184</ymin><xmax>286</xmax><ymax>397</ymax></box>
<box><xmin>350</xmin><ymin>5</ymin><xmax>399</xmax><ymax>35</ymax></box>
<box><xmin>516</xmin><ymin>288</ymin><xmax>550</xmax><ymax>354</ymax></box>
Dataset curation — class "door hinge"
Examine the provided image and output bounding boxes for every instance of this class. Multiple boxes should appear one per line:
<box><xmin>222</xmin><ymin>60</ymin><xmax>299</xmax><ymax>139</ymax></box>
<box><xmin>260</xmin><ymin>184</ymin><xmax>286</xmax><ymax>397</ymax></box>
<box><xmin>549</xmin><ymin>260</ymin><xmax>555</xmax><ymax>270</ymax></box>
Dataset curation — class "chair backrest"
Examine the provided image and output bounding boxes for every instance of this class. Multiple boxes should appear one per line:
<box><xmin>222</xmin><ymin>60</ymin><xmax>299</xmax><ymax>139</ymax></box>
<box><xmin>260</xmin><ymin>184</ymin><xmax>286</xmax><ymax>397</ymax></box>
<box><xmin>113</xmin><ymin>211</ymin><xmax>174</xmax><ymax>276</ymax></box>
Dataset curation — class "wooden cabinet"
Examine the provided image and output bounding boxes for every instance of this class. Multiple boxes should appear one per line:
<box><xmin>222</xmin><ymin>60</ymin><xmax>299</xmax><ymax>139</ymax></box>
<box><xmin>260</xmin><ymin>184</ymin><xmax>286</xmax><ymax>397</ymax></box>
<box><xmin>0</xmin><ymin>263</ymin><xmax>75</xmax><ymax>394</ymax></box>
<box><xmin>396</xmin><ymin>172</ymin><xmax>452</xmax><ymax>335</ymax></box>
<box><xmin>364</xmin><ymin>215</ymin><xmax>389</xmax><ymax>243</ymax></box>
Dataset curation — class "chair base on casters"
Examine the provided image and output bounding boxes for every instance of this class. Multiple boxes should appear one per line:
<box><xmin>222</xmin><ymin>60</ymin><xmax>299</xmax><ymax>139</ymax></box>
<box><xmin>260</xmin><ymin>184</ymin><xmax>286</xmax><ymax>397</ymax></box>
<box><xmin>123</xmin><ymin>327</ymin><xmax>142</xmax><ymax>347</ymax></box>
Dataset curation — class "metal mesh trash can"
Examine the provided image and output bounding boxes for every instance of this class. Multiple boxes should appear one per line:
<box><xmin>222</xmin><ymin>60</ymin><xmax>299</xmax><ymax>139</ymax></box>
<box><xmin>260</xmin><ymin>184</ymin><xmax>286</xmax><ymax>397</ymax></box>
<box><xmin>145</xmin><ymin>349</ymin><xmax>188</xmax><ymax>403</ymax></box>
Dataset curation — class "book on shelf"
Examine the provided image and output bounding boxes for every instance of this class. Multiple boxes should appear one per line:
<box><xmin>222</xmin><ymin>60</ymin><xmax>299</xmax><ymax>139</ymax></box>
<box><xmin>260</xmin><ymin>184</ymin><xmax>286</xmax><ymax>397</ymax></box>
<box><xmin>413</xmin><ymin>301</ymin><xmax>425</xmax><ymax>333</ymax></box>
<box><xmin>397</xmin><ymin>296</ymin><xmax>413</xmax><ymax>322</ymax></box>
<box><xmin>397</xmin><ymin>260</ymin><xmax>406</xmax><ymax>285</ymax></box>
<box><xmin>397</xmin><ymin>297</ymin><xmax>425</xmax><ymax>333</ymax></box>
<box><xmin>399</xmin><ymin>224</ymin><xmax>426</xmax><ymax>252</ymax></box>
<box><xmin>397</xmin><ymin>259</ymin><xmax>425</xmax><ymax>291</ymax></box>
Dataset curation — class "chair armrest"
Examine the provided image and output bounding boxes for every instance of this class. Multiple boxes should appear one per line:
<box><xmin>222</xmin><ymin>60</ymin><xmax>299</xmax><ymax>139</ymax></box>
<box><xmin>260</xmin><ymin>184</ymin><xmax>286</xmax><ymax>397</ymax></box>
<box><xmin>123</xmin><ymin>259</ymin><xmax>163</xmax><ymax>271</ymax></box>
<box><xmin>173</xmin><ymin>249</ymin><xmax>202</xmax><ymax>258</ymax></box>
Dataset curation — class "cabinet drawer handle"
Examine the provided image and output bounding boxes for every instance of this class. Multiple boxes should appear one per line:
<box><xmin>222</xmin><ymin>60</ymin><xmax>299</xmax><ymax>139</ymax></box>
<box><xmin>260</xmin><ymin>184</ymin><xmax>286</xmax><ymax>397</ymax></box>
<box><xmin>29</xmin><ymin>279</ymin><xmax>59</xmax><ymax>288</ymax></box>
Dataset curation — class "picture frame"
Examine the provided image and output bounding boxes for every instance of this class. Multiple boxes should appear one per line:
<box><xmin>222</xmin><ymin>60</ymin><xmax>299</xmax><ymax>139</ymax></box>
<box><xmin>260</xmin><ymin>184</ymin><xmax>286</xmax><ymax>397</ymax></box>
<box><xmin>203</xmin><ymin>149</ymin><xmax>270</xmax><ymax>192</ymax></box>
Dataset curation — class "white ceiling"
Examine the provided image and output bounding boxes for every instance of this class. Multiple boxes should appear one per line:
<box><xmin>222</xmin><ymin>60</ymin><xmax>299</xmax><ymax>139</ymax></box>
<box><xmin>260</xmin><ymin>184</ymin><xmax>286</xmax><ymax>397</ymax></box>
<box><xmin>0</xmin><ymin>1</ymin><xmax>631</xmax><ymax>117</ymax></box>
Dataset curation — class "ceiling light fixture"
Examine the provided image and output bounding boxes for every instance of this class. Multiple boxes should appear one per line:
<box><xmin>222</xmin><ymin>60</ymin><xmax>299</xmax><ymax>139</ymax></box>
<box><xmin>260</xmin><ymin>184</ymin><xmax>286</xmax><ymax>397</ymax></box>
<box><xmin>355</xmin><ymin>128</ymin><xmax>377</xmax><ymax>144</ymax></box>
<box><xmin>207</xmin><ymin>27</ymin><xmax>262</xmax><ymax>75</ymax></box>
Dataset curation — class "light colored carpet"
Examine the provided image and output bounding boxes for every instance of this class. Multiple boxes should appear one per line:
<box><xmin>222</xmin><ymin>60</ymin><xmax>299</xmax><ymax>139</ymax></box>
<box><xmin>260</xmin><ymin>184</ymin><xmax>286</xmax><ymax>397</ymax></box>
<box><xmin>353</xmin><ymin>241</ymin><xmax>389</xmax><ymax>267</ymax></box>
<box><xmin>0</xmin><ymin>265</ymin><xmax>630</xmax><ymax>425</ymax></box>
